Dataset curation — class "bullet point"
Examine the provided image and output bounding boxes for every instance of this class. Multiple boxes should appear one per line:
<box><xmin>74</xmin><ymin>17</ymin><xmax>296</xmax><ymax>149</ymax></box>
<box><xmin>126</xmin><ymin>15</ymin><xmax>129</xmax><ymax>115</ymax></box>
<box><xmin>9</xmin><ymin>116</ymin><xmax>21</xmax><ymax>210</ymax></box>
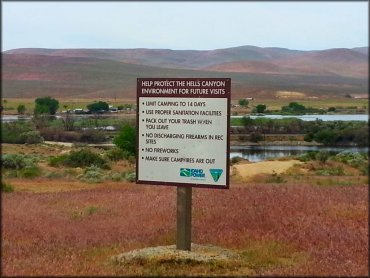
<box><xmin>142</xmin><ymin>119</ymin><xmax>144</xmax><ymax>122</ymax></box>
<box><xmin>142</xmin><ymin>111</ymin><xmax>145</xmax><ymax>113</ymax></box>
<box><xmin>142</xmin><ymin>102</ymin><xmax>144</xmax><ymax>105</ymax></box>
<box><xmin>142</xmin><ymin>149</ymin><xmax>144</xmax><ymax>151</ymax></box>
<box><xmin>142</xmin><ymin>134</ymin><xmax>144</xmax><ymax>136</ymax></box>
<box><xmin>142</xmin><ymin>157</ymin><xmax>144</xmax><ymax>159</ymax></box>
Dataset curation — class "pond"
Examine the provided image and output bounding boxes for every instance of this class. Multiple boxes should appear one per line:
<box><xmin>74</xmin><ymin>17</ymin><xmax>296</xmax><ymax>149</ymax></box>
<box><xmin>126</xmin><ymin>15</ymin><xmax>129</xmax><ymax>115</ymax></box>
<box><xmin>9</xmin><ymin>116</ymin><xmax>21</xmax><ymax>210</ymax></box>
<box><xmin>231</xmin><ymin>114</ymin><xmax>368</xmax><ymax>121</ymax></box>
<box><xmin>230</xmin><ymin>145</ymin><xmax>368</xmax><ymax>162</ymax></box>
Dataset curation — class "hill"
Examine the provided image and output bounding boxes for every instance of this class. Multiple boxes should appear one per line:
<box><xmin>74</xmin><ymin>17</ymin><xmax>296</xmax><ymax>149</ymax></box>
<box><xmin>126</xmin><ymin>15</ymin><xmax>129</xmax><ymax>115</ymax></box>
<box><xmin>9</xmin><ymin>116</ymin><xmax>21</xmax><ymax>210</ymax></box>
<box><xmin>2</xmin><ymin>46</ymin><xmax>368</xmax><ymax>99</ymax></box>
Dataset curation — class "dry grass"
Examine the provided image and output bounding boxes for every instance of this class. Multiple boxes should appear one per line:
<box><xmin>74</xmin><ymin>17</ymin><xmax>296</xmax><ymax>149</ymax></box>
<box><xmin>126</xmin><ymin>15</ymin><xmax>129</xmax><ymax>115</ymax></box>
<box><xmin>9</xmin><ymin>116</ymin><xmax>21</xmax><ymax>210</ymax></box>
<box><xmin>2</xmin><ymin>181</ymin><xmax>368</xmax><ymax>276</ymax></box>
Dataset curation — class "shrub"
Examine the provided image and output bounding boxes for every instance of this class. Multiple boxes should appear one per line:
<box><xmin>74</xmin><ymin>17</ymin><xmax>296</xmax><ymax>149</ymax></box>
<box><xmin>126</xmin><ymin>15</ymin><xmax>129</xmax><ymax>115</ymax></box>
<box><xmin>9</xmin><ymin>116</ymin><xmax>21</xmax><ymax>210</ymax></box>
<box><xmin>105</xmin><ymin>147</ymin><xmax>130</xmax><ymax>161</ymax></box>
<box><xmin>48</xmin><ymin>154</ymin><xmax>69</xmax><ymax>167</ymax></box>
<box><xmin>64</xmin><ymin>149</ymin><xmax>109</xmax><ymax>169</ymax></box>
<box><xmin>316</xmin><ymin>167</ymin><xmax>345</xmax><ymax>176</ymax></box>
<box><xmin>45</xmin><ymin>171</ymin><xmax>64</xmax><ymax>179</ymax></box>
<box><xmin>113</xmin><ymin>124</ymin><xmax>136</xmax><ymax>156</ymax></box>
<box><xmin>20</xmin><ymin>131</ymin><xmax>44</xmax><ymax>144</ymax></box>
<box><xmin>1</xmin><ymin>182</ymin><xmax>14</xmax><ymax>193</ymax></box>
<box><xmin>80</xmin><ymin>130</ymin><xmax>107</xmax><ymax>143</ymax></box>
<box><xmin>2</xmin><ymin>154</ymin><xmax>37</xmax><ymax>169</ymax></box>
<box><xmin>110</xmin><ymin>172</ymin><xmax>125</xmax><ymax>181</ymax></box>
<box><xmin>1</xmin><ymin>121</ymin><xmax>37</xmax><ymax>144</ymax></box>
<box><xmin>125</xmin><ymin>171</ymin><xmax>136</xmax><ymax>182</ymax></box>
<box><xmin>250</xmin><ymin>132</ymin><xmax>263</xmax><ymax>143</ymax></box>
<box><xmin>230</xmin><ymin>156</ymin><xmax>244</xmax><ymax>165</ymax></box>
<box><xmin>78</xmin><ymin>165</ymin><xmax>106</xmax><ymax>183</ymax></box>
<box><xmin>297</xmin><ymin>151</ymin><xmax>319</xmax><ymax>162</ymax></box>
<box><xmin>18</xmin><ymin>166</ymin><xmax>41</xmax><ymax>178</ymax></box>
<box><xmin>316</xmin><ymin>151</ymin><xmax>330</xmax><ymax>164</ymax></box>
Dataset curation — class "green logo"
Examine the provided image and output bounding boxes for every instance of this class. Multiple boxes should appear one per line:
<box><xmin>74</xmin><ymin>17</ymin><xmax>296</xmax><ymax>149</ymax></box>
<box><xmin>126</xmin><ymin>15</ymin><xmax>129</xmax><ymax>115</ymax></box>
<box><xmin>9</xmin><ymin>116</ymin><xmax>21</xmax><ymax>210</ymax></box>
<box><xmin>209</xmin><ymin>169</ymin><xmax>223</xmax><ymax>182</ymax></box>
<box><xmin>180</xmin><ymin>168</ymin><xmax>191</xmax><ymax>177</ymax></box>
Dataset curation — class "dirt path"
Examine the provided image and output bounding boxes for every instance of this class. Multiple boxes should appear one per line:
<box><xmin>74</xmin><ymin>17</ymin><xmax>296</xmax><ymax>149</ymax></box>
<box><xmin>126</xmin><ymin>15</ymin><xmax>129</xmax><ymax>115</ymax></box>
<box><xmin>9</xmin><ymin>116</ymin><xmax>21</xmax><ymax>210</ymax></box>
<box><xmin>232</xmin><ymin>160</ymin><xmax>302</xmax><ymax>180</ymax></box>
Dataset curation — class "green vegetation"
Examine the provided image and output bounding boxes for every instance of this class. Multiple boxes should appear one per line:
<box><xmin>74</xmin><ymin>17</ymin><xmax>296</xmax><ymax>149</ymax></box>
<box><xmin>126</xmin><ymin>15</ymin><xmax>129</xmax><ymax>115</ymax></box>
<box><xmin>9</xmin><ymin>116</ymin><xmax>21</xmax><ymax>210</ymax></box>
<box><xmin>78</xmin><ymin>165</ymin><xmax>106</xmax><ymax>183</ymax></box>
<box><xmin>233</xmin><ymin>117</ymin><xmax>368</xmax><ymax>146</ymax></box>
<box><xmin>2</xmin><ymin>121</ymin><xmax>43</xmax><ymax>144</ymax></box>
<box><xmin>254</xmin><ymin>104</ymin><xmax>267</xmax><ymax>113</ymax></box>
<box><xmin>17</xmin><ymin>104</ymin><xmax>26</xmax><ymax>114</ymax></box>
<box><xmin>1</xmin><ymin>153</ymin><xmax>41</xmax><ymax>178</ymax></box>
<box><xmin>2</xmin><ymin>153</ymin><xmax>38</xmax><ymax>169</ymax></box>
<box><xmin>87</xmin><ymin>101</ymin><xmax>109</xmax><ymax>112</ymax></box>
<box><xmin>238</xmin><ymin>99</ymin><xmax>249</xmax><ymax>107</ymax></box>
<box><xmin>61</xmin><ymin>149</ymin><xmax>109</xmax><ymax>169</ymax></box>
<box><xmin>1</xmin><ymin>182</ymin><xmax>14</xmax><ymax>193</ymax></box>
<box><xmin>105</xmin><ymin>147</ymin><xmax>131</xmax><ymax>161</ymax></box>
<box><xmin>34</xmin><ymin>96</ymin><xmax>59</xmax><ymax>115</ymax></box>
<box><xmin>280</xmin><ymin>102</ymin><xmax>323</xmax><ymax>115</ymax></box>
<box><xmin>113</xmin><ymin>124</ymin><xmax>136</xmax><ymax>156</ymax></box>
<box><xmin>298</xmin><ymin>150</ymin><xmax>368</xmax><ymax>175</ymax></box>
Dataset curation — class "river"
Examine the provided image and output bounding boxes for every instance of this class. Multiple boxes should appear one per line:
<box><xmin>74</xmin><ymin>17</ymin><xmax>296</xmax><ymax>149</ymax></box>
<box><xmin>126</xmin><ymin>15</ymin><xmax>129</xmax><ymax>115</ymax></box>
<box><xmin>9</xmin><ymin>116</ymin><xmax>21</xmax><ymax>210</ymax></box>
<box><xmin>231</xmin><ymin>114</ymin><xmax>368</xmax><ymax>121</ymax></box>
<box><xmin>2</xmin><ymin>113</ymin><xmax>369</xmax><ymax>122</ymax></box>
<box><xmin>230</xmin><ymin>145</ymin><xmax>368</xmax><ymax>162</ymax></box>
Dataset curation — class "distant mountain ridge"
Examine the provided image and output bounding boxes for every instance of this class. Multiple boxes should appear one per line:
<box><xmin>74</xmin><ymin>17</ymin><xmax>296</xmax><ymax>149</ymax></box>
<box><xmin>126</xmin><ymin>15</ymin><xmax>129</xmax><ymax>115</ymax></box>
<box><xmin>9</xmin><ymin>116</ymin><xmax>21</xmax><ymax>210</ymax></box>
<box><xmin>3</xmin><ymin>45</ymin><xmax>368</xmax><ymax>99</ymax></box>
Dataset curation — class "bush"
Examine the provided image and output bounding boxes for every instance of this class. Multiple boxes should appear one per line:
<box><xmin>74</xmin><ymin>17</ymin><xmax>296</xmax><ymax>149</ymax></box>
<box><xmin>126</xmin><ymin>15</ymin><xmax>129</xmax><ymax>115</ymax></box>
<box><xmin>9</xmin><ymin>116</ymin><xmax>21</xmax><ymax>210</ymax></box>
<box><xmin>2</xmin><ymin>154</ymin><xmax>37</xmax><ymax>169</ymax></box>
<box><xmin>105</xmin><ymin>147</ymin><xmax>130</xmax><ymax>161</ymax></box>
<box><xmin>1</xmin><ymin>121</ymin><xmax>38</xmax><ymax>144</ymax></box>
<box><xmin>48</xmin><ymin>154</ymin><xmax>69</xmax><ymax>167</ymax></box>
<box><xmin>64</xmin><ymin>149</ymin><xmax>110</xmax><ymax>169</ymax></box>
<box><xmin>79</xmin><ymin>130</ymin><xmax>107</xmax><ymax>143</ymax></box>
<box><xmin>113</xmin><ymin>124</ymin><xmax>136</xmax><ymax>156</ymax></box>
<box><xmin>78</xmin><ymin>165</ymin><xmax>106</xmax><ymax>183</ymax></box>
<box><xmin>250</xmin><ymin>132</ymin><xmax>263</xmax><ymax>143</ymax></box>
<box><xmin>230</xmin><ymin>156</ymin><xmax>244</xmax><ymax>165</ymax></box>
<box><xmin>1</xmin><ymin>182</ymin><xmax>14</xmax><ymax>193</ymax></box>
<box><xmin>20</xmin><ymin>131</ymin><xmax>44</xmax><ymax>144</ymax></box>
<box><xmin>45</xmin><ymin>171</ymin><xmax>64</xmax><ymax>179</ymax></box>
<box><xmin>125</xmin><ymin>171</ymin><xmax>136</xmax><ymax>183</ymax></box>
<box><xmin>297</xmin><ymin>151</ymin><xmax>319</xmax><ymax>162</ymax></box>
<box><xmin>18</xmin><ymin>166</ymin><xmax>41</xmax><ymax>178</ymax></box>
<box><xmin>316</xmin><ymin>151</ymin><xmax>330</xmax><ymax>164</ymax></box>
<box><xmin>316</xmin><ymin>167</ymin><xmax>345</xmax><ymax>176</ymax></box>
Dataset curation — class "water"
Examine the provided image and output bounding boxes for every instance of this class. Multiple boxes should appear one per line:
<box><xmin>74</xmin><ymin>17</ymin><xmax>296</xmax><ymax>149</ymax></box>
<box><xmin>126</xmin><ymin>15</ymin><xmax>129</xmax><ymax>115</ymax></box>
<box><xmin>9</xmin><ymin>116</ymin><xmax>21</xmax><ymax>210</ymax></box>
<box><xmin>230</xmin><ymin>145</ymin><xmax>368</xmax><ymax>162</ymax></box>
<box><xmin>231</xmin><ymin>114</ymin><xmax>368</xmax><ymax>121</ymax></box>
<box><xmin>2</xmin><ymin>113</ymin><xmax>368</xmax><ymax>122</ymax></box>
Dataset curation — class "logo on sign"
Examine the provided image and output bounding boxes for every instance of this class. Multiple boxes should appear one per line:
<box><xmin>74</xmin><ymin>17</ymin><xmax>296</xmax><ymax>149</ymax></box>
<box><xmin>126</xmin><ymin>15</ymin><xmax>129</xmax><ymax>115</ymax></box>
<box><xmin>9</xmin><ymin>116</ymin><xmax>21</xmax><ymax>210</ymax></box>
<box><xmin>180</xmin><ymin>168</ymin><xmax>205</xmax><ymax>178</ymax></box>
<box><xmin>209</xmin><ymin>169</ymin><xmax>223</xmax><ymax>182</ymax></box>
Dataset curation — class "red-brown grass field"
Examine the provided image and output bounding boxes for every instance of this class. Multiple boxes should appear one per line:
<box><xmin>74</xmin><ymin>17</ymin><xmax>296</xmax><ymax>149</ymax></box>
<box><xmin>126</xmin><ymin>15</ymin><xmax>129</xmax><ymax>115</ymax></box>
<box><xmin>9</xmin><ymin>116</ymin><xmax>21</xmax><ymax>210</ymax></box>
<box><xmin>1</xmin><ymin>144</ymin><xmax>369</xmax><ymax>276</ymax></box>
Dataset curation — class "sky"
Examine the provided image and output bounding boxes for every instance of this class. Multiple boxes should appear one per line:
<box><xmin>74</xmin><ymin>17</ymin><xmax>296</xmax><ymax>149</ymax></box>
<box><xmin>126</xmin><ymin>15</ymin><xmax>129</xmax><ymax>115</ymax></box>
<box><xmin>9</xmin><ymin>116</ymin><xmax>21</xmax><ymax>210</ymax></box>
<box><xmin>2</xmin><ymin>1</ymin><xmax>368</xmax><ymax>51</ymax></box>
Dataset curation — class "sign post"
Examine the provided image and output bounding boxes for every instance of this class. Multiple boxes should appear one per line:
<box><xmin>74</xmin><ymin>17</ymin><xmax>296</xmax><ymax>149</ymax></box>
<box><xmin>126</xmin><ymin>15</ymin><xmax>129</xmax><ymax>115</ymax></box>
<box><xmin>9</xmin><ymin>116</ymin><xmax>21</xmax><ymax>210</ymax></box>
<box><xmin>177</xmin><ymin>186</ymin><xmax>192</xmax><ymax>250</ymax></box>
<box><xmin>136</xmin><ymin>78</ymin><xmax>230</xmax><ymax>251</ymax></box>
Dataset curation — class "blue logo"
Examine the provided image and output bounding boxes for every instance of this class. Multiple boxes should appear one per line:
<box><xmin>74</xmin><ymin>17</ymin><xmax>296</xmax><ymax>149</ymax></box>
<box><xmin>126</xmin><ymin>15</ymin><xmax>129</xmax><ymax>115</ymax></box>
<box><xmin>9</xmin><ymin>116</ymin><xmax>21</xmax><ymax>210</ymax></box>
<box><xmin>209</xmin><ymin>169</ymin><xmax>223</xmax><ymax>182</ymax></box>
<box><xmin>180</xmin><ymin>168</ymin><xmax>205</xmax><ymax>178</ymax></box>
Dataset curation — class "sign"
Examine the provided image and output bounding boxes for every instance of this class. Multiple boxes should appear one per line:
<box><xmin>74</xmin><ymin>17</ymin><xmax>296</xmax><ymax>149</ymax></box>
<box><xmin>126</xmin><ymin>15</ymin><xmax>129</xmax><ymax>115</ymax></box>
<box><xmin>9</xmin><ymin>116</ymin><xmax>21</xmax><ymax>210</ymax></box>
<box><xmin>136</xmin><ymin>78</ymin><xmax>230</xmax><ymax>189</ymax></box>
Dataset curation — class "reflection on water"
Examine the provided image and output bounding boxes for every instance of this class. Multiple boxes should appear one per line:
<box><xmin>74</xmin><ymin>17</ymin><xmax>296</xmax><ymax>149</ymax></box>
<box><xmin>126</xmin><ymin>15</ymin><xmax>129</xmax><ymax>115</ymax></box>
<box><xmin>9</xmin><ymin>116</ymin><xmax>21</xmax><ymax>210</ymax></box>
<box><xmin>231</xmin><ymin>114</ymin><xmax>368</xmax><ymax>121</ymax></box>
<box><xmin>230</xmin><ymin>146</ymin><xmax>369</xmax><ymax>162</ymax></box>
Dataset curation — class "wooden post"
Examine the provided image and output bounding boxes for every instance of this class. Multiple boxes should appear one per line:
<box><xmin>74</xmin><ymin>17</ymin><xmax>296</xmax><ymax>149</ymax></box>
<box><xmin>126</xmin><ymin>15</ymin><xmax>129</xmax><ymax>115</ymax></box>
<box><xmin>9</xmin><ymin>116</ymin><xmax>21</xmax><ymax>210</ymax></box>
<box><xmin>176</xmin><ymin>186</ymin><xmax>192</xmax><ymax>251</ymax></box>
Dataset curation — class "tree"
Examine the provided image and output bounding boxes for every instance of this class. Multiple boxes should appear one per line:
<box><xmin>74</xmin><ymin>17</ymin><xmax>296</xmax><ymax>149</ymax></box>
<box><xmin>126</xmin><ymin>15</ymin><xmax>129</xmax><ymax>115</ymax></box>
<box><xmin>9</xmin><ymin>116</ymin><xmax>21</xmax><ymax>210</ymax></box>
<box><xmin>238</xmin><ymin>99</ymin><xmax>249</xmax><ymax>107</ymax></box>
<box><xmin>34</xmin><ymin>96</ymin><xmax>59</xmax><ymax>115</ymax></box>
<box><xmin>255</xmin><ymin>104</ymin><xmax>267</xmax><ymax>113</ymax></box>
<box><xmin>17</xmin><ymin>104</ymin><xmax>26</xmax><ymax>115</ymax></box>
<box><xmin>281</xmin><ymin>102</ymin><xmax>306</xmax><ymax>113</ymax></box>
<box><xmin>87</xmin><ymin>101</ymin><xmax>109</xmax><ymax>113</ymax></box>
<box><xmin>113</xmin><ymin>124</ymin><xmax>136</xmax><ymax>156</ymax></box>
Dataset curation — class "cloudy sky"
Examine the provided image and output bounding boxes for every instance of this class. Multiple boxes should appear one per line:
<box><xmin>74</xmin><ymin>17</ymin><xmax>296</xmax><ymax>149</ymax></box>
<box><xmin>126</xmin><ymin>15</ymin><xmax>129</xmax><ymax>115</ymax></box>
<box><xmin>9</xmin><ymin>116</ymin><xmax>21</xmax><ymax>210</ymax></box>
<box><xmin>2</xmin><ymin>1</ymin><xmax>368</xmax><ymax>51</ymax></box>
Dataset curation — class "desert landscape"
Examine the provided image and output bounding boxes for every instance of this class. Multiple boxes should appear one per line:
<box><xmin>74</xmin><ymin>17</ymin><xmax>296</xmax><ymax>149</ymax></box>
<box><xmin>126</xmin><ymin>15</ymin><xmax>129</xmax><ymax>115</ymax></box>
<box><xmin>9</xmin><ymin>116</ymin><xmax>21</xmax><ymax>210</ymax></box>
<box><xmin>1</xmin><ymin>44</ymin><xmax>369</xmax><ymax>277</ymax></box>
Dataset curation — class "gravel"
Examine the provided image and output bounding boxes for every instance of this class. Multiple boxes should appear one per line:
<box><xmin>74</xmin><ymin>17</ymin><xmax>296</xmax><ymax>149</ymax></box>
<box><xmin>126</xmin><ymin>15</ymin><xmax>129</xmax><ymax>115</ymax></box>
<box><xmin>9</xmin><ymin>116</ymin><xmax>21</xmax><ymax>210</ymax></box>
<box><xmin>112</xmin><ymin>244</ymin><xmax>241</xmax><ymax>264</ymax></box>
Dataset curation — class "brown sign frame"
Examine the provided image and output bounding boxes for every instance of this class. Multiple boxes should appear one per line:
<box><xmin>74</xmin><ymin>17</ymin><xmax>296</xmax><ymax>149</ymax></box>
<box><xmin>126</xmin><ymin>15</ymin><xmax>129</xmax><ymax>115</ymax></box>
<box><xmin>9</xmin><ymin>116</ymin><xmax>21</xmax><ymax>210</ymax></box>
<box><xmin>136</xmin><ymin>78</ymin><xmax>231</xmax><ymax>189</ymax></box>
